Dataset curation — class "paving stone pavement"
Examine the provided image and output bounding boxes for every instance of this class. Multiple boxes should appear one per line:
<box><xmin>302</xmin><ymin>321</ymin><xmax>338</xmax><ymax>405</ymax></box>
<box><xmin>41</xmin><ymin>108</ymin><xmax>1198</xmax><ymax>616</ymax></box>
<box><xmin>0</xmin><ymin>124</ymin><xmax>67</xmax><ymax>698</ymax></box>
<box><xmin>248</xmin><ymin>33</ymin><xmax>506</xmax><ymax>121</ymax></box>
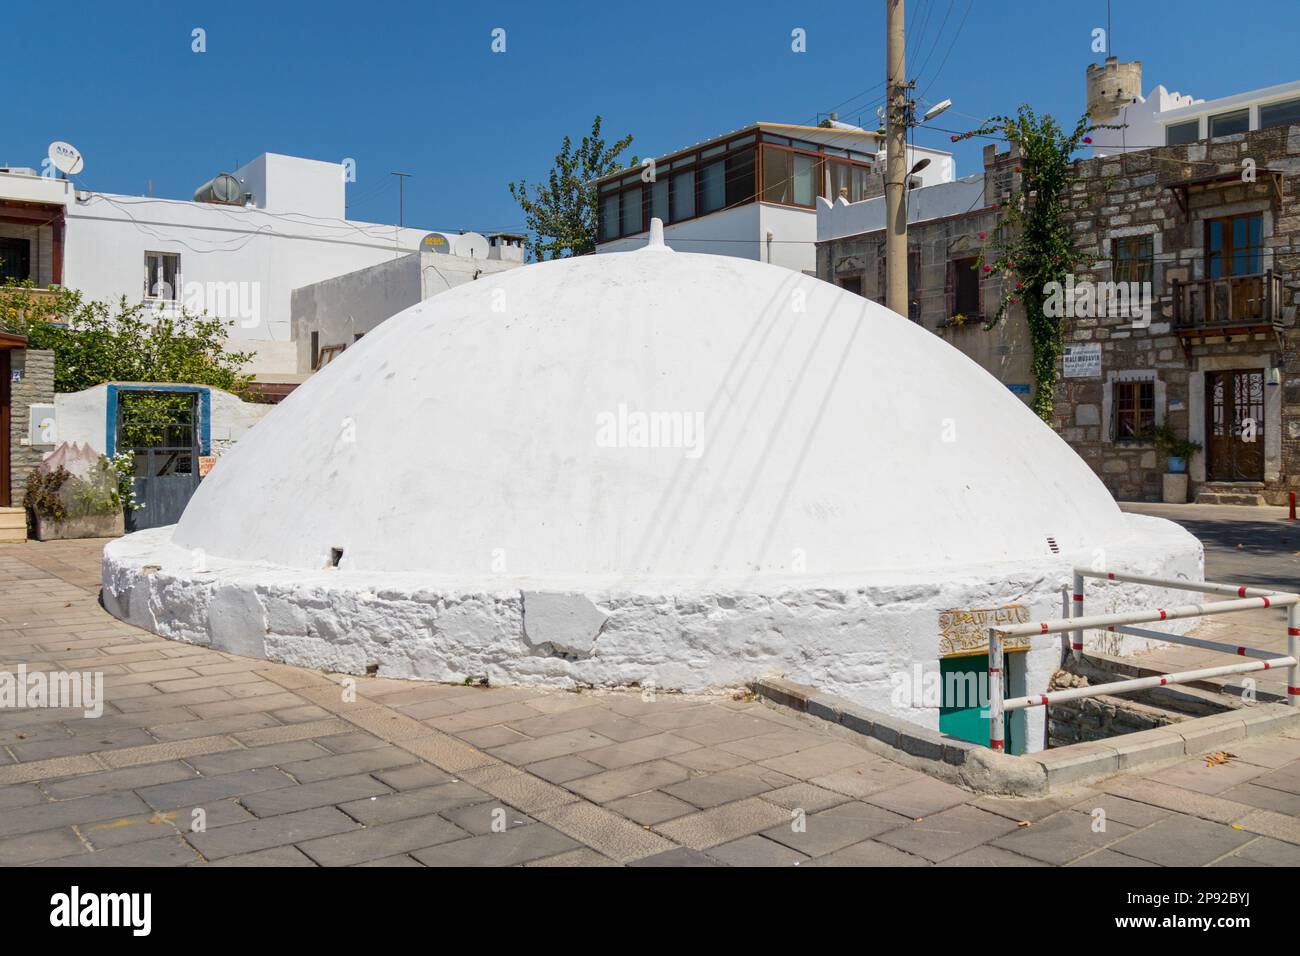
<box><xmin>2</xmin><ymin>533</ymin><xmax>1300</xmax><ymax>867</ymax></box>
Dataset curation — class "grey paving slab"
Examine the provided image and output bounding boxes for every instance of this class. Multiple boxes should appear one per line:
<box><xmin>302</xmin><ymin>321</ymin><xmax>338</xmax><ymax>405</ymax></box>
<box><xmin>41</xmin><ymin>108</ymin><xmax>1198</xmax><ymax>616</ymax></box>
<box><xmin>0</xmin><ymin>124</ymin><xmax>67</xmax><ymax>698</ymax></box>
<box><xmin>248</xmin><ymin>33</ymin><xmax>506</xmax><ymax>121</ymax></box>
<box><xmin>43</xmin><ymin>760</ymin><xmax>197</xmax><ymax>800</ymax></box>
<box><xmin>371</xmin><ymin>763</ymin><xmax>459</xmax><ymax>791</ymax></box>
<box><xmin>239</xmin><ymin>773</ymin><xmax>393</xmax><ymax>817</ymax></box>
<box><xmin>567</xmin><ymin>760</ymin><xmax>693</xmax><ymax>804</ymax></box>
<box><xmin>524</xmin><ymin>754</ymin><xmax>606</xmax><ymax>785</ymax></box>
<box><xmin>661</xmin><ymin>765</ymin><xmax>795</xmax><ymax>809</ymax></box>
<box><xmin>1219</xmin><ymin>781</ymin><xmax>1300</xmax><ymax>815</ymax></box>
<box><xmin>337</xmin><ymin>781</ymin><xmax>490</xmax><ymax>825</ymax></box>
<box><xmin>762</xmin><ymin>801</ymin><xmax>913</xmax><ymax>858</ymax></box>
<box><xmin>486</xmin><ymin>728</ymin><xmax>615</xmax><ymax>766</ymax></box>
<box><xmin>186</xmin><ymin>740</ymin><xmax>329</xmax><ymax>776</ymax></box>
<box><xmin>1067</xmin><ymin>848</ymin><xmax>1161</xmax><ymax>867</ymax></box>
<box><xmin>439</xmin><ymin>801</ymin><xmax>534</xmax><ymax>836</ymax></box>
<box><xmin>937</xmin><ymin>845</ymin><xmax>1049</xmax><ymax>866</ymax></box>
<box><xmin>1230</xmin><ymin>836</ymin><xmax>1300</xmax><ymax>866</ymax></box>
<box><xmin>991</xmin><ymin>811</ymin><xmax>1137</xmax><ymax>865</ymax></box>
<box><xmin>313</xmin><ymin>731</ymin><xmax>390</xmax><ymax>755</ymax></box>
<box><xmin>298</xmin><ymin>814</ymin><xmax>467</xmax><ymax>866</ymax></box>
<box><xmin>411</xmin><ymin>824</ymin><xmax>579</xmax><ymax>867</ymax></box>
<box><xmin>1068</xmin><ymin>793</ymin><xmax>1172</xmax><ymax>828</ymax></box>
<box><xmin>1150</xmin><ymin>756</ymin><xmax>1272</xmax><ymax>795</ymax></box>
<box><xmin>579</xmin><ymin>732</ymin><xmax>702</xmax><ymax>770</ymax></box>
<box><xmin>280</xmin><ymin>745</ymin><xmax>419</xmax><ymax>783</ymax></box>
<box><xmin>875</xmin><ymin>805</ymin><xmax>1022</xmax><ymax>863</ymax></box>
<box><xmin>667</xmin><ymin>747</ymin><xmax>752</xmax><ymax>773</ymax></box>
<box><xmin>138</xmin><ymin>767</ymin><xmax>297</xmax><ymax>810</ymax></box>
<box><xmin>0</xmin><ymin>790</ymin><xmax>150</xmax><ymax>838</ymax></box>
<box><xmin>653</xmin><ymin>796</ymin><xmax>789</xmax><ymax>850</ymax></box>
<box><xmin>35</xmin><ymin>834</ymin><xmax>197</xmax><ymax>867</ymax></box>
<box><xmin>189</xmin><ymin>806</ymin><xmax>361</xmax><ymax>861</ymax></box>
<box><xmin>762</xmin><ymin>782</ymin><xmax>850</xmax><ymax>813</ymax></box>
<box><xmin>810</xmin><ymin>759</ymin><xmax>923</xmax><ymax>798</ymax></box>
<box><xmin>802</xmin><ymin>840</ymin><xmax>931</xmax><ymax>867</ymax></box>
<box><xmin>864</xmin><ymin>777</ymin><xmax>971</xmax><ymax>819</ymax></box>
<box><xmin>627</xmin><ymin>847</ymin><xmax>726</xmax><ymax>867</ymax></box>
<box><xmin>605</xmin><ymin>790</ymin><xmax>698</xmax><ymax>826</ymax></box>
<box><xmin>1107</xmin><ymin>814</ymin><xmax>1255</xmax><ymax>866</ymax></box>
<box><xmin>206</xmin><ymin>845</ymin><xmax>319</xmax><ymax>866</ymax></box>
<box><xmin>706</xmin><ymin>834</ymin><xmax>809</xmax><ymax>867</ymax></box>
<box><xmin>0</xmin><ymin>783</ymin><xmax>47</xmax><ymax>810</ymax></box>
<box><xmin>0</xmin><ymin>827</ymin><xmax>87</xmax><ymax>865</ymax></box>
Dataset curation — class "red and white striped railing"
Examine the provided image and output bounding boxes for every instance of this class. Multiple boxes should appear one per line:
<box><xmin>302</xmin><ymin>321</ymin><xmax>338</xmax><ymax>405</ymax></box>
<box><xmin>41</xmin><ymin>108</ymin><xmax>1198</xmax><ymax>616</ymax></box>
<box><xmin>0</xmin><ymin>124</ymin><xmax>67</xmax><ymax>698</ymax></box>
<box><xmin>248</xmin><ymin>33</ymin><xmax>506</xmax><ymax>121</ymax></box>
<box><xmin>986</xmin><ymin>570</ymin><xmax>1300</xmax><ymax>752</ymax></box>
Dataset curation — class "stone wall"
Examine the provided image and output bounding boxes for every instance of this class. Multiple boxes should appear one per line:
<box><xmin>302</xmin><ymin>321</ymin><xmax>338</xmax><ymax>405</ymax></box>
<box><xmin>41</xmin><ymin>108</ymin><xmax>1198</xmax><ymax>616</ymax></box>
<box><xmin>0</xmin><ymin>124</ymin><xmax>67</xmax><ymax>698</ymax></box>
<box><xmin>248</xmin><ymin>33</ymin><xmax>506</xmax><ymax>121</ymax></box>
<box><xmin>1046</xmin><ymin>671</ymin><xmax>1180</xmax><ymax>747</ymax></box>
<box><xmin>1054</xmin><ymin>124</ymin><xmax>1300</xmax><ymax>502</ymax></box>
<box><xmin>9</xmin><ymin>348</ymin><xmax>54</xmax><ymax>504</ymax></box>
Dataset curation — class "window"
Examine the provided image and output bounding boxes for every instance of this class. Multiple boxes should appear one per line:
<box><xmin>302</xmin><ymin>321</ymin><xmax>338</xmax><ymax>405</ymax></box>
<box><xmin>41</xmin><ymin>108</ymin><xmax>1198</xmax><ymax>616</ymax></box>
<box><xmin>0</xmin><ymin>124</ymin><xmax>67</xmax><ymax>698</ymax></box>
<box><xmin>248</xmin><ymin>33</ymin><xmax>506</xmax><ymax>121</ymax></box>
<box><xmin>699</xmin><ymin>160</ymin><xmax>725</xmax><ymax>214</ymax></box>
<box><xmin>1166</xmin><ymin>120</ymin><xmax>1199</xmax><ymax>146</ymax></box>
<box><xmin>144</xmin><ymin>251</ymin><xmax>180</xmax><ymax>300</ymax></box>
<box><xmin>0</xmin><ymin>237</ymin><xmax>31</xmax><ymax>282</ymax></box>
<box><xmin>951</xmin><ymin>256</ymin><xmax>980</xmax><ymax>318</ymax></box>
<box><xmin>761</xmin><ymin>147</ymin><xmax>819</xmax><ymax>207</ymax></box>
<box><xmin>620</xmin><ymin>185</ymin><xmax>643</xmax><ymax>237</ymax></box>
<box><xmin>1113</xmin><ymin>380</ymin><xmax>1155</xmax><ymax>440</ymax></box>
<box><xmin>1112</xmin><ymin>234</ymin><xmax>1154</xmax><ymax>284</ymax></box>
<box><xmin>827</xmin><ymin>158</ymin><xmax>872</xmax><ymax>203</ymax></box>
<box><xmin>724</xmin><ymin>148</ymin><xmax>756</xmax><ymax>208</ymax></box>
<box><xmin>1206</xmin><ymin>212</ymin><xmax>1263</xmax><ymax>278</ymax></box>
<box><xmin>1260</xmin><ymin>97</ymin><xmax>1300</xmax><ymax>130</ymax></box>
<box><xmin>837</xmin><ymin>274</ymin><xmax>864</xmax><ymax>296</ymax></box>
<box><xmin>599</xmin><ymin>193</ymin><xmax>619</xmax><ymax>242</ymax></box>
<box><xmin>670</xmin><ymin>170</ymin><xmax>695</xmax><ymax>222</ymax></box>
<box><xmin>1209</xmin><ymin>109</ymin><xmax>1249</xmax><ymax>138</ymax></box>
<box><xmin>650</xmin><ymin>177</ymin><xmax>669</xmax><ymax>223</ymax></box>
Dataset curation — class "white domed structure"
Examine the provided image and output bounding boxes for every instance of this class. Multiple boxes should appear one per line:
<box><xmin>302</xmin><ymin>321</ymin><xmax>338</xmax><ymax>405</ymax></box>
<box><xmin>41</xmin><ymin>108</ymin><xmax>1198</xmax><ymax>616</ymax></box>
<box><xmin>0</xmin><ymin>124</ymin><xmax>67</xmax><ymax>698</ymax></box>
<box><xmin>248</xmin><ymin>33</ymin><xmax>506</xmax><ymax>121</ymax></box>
<box><xmin>103</xmin><ymin>225</ymin><xmax>1200</xmax><ymax>752</ymax></box>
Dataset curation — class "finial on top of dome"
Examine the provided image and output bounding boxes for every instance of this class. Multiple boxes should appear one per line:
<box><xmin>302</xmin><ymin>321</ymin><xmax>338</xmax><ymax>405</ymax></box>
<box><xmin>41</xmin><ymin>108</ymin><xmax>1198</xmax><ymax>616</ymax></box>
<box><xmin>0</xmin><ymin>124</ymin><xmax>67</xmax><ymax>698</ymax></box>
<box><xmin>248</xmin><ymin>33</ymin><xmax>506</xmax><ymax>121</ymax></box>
<box><xmin>644</xmin><ymin>218</ymin><xmax>673</xmax><ymax>252</ymax></box>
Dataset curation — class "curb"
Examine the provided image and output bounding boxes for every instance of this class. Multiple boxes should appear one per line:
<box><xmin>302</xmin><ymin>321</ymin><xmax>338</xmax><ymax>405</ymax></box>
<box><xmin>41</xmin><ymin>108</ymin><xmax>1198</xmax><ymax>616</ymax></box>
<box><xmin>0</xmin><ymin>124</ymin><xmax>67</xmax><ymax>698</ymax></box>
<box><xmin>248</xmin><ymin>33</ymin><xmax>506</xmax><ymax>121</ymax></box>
<box><xmin>752</xmin><ymin>676</ymin><xmax>1300</xmax><ymax>796</ymax></box>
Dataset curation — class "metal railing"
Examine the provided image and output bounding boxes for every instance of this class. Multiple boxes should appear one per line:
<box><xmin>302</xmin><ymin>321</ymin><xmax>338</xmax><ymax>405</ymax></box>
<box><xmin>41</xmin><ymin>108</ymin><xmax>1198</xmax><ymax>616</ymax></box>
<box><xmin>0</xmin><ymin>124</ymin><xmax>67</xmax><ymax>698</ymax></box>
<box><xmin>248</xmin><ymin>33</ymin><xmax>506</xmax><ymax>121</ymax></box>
<box><xmin>985</xmin><ymin>569</ymin><xmax>1299</xmax><ymax>751</ymax></box>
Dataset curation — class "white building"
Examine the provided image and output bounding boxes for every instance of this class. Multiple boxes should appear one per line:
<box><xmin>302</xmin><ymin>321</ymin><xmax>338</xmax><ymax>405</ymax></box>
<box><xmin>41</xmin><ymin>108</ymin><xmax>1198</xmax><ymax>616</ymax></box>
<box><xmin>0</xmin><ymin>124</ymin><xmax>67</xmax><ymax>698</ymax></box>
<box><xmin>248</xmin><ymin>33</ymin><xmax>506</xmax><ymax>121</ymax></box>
<box><xmin>1087</xmin><ymin>56</ymin><xmax>1300</xmax><ymax>156</ymax></box>
<box><xmin>593</xmin><ymin>121</ymin><xmax>955</xmax><ymax>274</ymax></box>
<box><xmin>0</xmin><ymin>153</ymin><xmax>511</xmax><ymax>394</ymax></box>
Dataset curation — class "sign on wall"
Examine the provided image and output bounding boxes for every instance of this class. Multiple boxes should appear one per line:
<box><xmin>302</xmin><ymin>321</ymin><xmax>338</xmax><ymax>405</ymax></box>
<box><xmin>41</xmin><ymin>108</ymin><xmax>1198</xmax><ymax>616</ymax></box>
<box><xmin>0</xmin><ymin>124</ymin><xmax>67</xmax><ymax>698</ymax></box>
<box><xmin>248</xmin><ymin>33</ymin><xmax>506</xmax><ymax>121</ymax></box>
<box><xmin>938</xmin><ymin>605</ymin><xmax>1034</xmax><ymax>657</ymax></box>
<box><xmin>1063</xmin><ymin>343</ymin><xmax>1102</xmax><ymax>379</ymax></box>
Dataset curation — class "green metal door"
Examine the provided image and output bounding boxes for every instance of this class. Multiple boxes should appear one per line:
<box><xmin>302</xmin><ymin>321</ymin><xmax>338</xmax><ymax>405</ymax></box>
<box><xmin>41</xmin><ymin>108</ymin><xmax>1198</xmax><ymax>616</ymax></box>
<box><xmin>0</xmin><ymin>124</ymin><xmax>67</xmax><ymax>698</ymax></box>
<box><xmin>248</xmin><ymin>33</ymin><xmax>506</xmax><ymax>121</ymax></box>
<box><xmin>938</xmin><ymin>653</ymin><xmax>1019</xmax><ymax>755</ymax></box>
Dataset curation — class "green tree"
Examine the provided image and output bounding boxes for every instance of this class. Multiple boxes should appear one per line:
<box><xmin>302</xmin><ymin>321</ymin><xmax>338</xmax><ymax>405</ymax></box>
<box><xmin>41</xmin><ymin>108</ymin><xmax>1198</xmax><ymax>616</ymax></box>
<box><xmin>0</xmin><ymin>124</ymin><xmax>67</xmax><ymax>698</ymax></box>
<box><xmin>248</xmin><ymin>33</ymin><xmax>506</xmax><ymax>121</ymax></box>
<box><xmin>509</xmin><ymin>115</ymin><xmax>636</xmax><ymax>260</ymax></box>
<box><xmin>0</xmin><ymin>283</ymin><xmax>253</xmax><ymax>395</ymax></box>
<box><xmin>963</xmin><ymin>106</ymin><xmax>1110</xmax><ymax>422</ymax></box>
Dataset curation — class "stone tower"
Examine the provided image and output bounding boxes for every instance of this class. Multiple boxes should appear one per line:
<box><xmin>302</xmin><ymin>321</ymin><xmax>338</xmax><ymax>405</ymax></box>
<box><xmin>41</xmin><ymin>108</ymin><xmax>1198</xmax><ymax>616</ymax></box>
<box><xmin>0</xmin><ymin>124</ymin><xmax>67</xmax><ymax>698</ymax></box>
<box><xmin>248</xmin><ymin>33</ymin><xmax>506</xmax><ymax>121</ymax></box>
<box><xmin>1086</xmin><ymin>56</ymin><xmax>1143</xmax><ymax>121</ymax></box>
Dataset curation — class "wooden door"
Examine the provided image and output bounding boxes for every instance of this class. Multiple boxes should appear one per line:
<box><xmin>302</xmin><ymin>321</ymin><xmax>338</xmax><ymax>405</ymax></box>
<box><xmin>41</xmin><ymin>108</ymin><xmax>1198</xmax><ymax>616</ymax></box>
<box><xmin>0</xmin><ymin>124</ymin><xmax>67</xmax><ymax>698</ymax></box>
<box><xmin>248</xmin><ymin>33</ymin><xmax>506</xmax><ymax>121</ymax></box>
<box><xmin>1206</xmin><ymin>369</ymin><xmax>1265</xmax><ymax>481</ymax></box>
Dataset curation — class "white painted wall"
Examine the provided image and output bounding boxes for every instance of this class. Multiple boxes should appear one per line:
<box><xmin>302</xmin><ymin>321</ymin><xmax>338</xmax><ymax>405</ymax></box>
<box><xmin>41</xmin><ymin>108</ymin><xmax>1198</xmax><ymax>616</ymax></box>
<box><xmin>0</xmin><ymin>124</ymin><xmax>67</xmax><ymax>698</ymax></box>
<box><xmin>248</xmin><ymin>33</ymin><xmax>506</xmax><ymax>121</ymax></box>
<box><xmin>816</xmin><ymin>175</ymin><xmax>985</xmax><ymax>242</ymax></box>
<box><xmin>51</xmin><ymin>382</ymin><xmax>270</xmax><ymax>458</ymax></box>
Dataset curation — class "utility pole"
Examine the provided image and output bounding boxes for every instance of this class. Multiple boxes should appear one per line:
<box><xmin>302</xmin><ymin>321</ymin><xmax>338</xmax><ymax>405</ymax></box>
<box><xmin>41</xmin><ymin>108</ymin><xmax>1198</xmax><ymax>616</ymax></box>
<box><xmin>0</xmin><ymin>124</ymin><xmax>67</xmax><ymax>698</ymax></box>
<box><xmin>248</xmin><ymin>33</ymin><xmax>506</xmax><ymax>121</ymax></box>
<box><xmin>884</xmin><ymin>0</ymin><xmax>911</xmax><ymax>318</ymax></box>
<box><xmin>391</xmin><ymin>171</ymin><xmax>412</xmax><ymax>229</ymax></box>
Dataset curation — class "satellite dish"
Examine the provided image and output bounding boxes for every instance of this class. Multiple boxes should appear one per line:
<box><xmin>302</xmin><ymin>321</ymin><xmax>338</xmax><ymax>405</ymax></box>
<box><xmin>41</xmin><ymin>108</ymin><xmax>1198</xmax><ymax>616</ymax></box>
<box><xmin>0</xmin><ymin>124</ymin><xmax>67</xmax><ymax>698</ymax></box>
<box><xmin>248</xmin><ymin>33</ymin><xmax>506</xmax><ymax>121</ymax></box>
<box><xmin>47</xmin><ymin>141</ymin><xmax>84</xmax><ymax>177</ymax></box>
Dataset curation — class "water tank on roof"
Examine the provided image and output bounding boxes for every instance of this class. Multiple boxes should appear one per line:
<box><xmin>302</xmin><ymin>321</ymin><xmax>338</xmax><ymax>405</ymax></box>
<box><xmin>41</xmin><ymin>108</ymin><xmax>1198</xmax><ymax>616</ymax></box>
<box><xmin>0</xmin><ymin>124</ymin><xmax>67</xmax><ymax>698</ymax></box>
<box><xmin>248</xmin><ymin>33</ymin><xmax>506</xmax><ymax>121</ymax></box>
<box><xmin>193</xmin><ymin>173</ymin><xmax>244</xmax><ymax>205</ymax></box>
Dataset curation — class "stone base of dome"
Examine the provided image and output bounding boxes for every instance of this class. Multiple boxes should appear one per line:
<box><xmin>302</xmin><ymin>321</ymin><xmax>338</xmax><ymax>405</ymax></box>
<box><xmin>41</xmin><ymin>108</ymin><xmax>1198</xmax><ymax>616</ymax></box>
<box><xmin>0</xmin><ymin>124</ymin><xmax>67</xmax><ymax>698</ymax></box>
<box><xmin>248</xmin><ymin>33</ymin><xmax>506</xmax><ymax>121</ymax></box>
<box><xmin>101</xmin><ymin>515</ymin><xmax>1202</xmax><ymax>754</ymax></box>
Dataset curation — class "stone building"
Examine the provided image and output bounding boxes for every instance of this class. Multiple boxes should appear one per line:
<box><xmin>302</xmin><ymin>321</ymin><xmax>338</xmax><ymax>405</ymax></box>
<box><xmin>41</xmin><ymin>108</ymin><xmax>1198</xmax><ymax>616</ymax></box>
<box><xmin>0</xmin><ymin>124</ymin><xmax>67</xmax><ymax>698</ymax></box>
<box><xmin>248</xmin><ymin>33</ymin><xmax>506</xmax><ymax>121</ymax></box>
<box><xmin>818</xmin><ymin>63</ymin><xmax>1300</xmax><ymax>505</ymax></box>
<box><xmin>1054</xmin><ymin>66</ymin><xmax>1300</xmax><ymax>504</ymax></box>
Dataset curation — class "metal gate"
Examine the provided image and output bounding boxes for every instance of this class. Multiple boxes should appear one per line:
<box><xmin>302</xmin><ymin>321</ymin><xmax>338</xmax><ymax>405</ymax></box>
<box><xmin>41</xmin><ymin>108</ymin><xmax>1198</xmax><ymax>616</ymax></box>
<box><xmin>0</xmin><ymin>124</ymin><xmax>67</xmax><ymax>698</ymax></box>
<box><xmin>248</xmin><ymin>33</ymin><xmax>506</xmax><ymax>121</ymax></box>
<box><xmin>114</xmin><ymin>388</ymin><xmax>201</xmax><ymax>531</ymax></box>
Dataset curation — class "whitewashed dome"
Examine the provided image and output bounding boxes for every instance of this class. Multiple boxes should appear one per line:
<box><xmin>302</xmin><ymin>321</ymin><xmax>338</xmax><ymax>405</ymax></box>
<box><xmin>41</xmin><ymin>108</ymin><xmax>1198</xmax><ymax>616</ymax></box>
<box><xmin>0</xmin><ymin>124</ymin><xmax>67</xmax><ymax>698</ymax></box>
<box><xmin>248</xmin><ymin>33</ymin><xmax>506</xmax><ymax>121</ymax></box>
<box><xmin>173</xmin><ymin>235</ymin><xmax>1132</xmax><ymax>582</ymax></box>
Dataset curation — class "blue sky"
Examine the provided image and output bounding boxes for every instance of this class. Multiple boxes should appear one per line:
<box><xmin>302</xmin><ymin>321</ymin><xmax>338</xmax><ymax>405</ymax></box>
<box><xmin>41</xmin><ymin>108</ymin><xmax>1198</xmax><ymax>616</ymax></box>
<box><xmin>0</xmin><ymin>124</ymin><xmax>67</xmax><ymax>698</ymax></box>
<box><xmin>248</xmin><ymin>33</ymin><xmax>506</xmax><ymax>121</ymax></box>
<box><xmin>4</xmin><ymin>0</ymin><xmax>1298</xmax><ymax>236</ymax></box>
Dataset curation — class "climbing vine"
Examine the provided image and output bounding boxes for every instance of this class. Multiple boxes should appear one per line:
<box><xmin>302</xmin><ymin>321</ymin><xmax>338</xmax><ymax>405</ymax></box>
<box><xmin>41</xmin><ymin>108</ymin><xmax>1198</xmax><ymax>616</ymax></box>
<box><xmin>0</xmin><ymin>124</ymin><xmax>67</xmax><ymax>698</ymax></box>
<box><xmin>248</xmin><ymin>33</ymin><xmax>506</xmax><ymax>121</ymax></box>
<box><xmin>957</xmin><ymin>106</ymin><xmax>1109</xmax><ymax>422</ymax></box>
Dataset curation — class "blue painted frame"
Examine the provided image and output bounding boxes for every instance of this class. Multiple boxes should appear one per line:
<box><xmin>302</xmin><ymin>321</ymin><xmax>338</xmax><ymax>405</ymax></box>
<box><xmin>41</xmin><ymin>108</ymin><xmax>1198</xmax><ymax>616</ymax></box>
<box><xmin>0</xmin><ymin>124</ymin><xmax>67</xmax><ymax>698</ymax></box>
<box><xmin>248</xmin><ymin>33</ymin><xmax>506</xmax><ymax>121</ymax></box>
<box><xmin>105</xmin><ymin>384</ymin><xmax>211</xmax><ymax>457</ymax></box>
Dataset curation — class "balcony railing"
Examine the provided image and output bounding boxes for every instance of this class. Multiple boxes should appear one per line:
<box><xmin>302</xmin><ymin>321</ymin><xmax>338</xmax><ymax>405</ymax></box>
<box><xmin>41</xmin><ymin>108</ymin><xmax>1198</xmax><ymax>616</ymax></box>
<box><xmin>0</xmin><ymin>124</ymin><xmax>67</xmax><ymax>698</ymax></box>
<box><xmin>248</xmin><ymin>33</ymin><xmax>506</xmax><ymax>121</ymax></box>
<box><xmin>1172</xmin><ymin>270</ymin><xmax>1282</xmax><ymax>332</ymax></box>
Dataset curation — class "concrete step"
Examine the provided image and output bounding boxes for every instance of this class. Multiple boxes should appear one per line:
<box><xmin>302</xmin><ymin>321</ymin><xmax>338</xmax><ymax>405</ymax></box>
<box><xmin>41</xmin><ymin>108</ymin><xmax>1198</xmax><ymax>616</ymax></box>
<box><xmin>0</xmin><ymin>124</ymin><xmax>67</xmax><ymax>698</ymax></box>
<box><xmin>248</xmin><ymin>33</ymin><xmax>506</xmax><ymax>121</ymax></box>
<box><xmin>1195</xmin><ymin>492</ymin><xmax>1269</xmax><ymax>506</ymax></box>
<box><xmin>0</xmin><ymin>508</ymin><xmax>27</xmax><ymax>542</ymax></box>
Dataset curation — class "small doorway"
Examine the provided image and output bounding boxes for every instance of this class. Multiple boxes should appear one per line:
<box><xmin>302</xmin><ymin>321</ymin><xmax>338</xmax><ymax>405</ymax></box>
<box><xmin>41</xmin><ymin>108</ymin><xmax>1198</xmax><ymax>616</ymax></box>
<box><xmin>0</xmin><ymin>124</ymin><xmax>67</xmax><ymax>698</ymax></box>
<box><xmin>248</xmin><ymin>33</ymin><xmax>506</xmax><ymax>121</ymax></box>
<box><xmin>1205</xmin><ymin>369</ymin><xmax>1265</xmax><ymax>481</ymax></box>
<box><xmin>113</xmin><ymin>388</ymin><xmax>202</xmax><ymax>531</ymax></box>
<box><xmin>938</xmin><ymin>652</ymin><xmax>1021</xmax><ymax>755</ymax></box>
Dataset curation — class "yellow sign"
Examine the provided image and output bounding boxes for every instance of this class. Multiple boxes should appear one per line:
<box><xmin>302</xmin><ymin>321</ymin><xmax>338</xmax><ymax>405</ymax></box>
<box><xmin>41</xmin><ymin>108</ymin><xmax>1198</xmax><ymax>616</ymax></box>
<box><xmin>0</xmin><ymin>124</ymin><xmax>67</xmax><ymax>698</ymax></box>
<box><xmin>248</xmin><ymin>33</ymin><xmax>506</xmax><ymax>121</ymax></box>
<box><xmin>939</xmin><ymin>604</ymin><xmax>1033</xmax><ymax>657</ymax></box>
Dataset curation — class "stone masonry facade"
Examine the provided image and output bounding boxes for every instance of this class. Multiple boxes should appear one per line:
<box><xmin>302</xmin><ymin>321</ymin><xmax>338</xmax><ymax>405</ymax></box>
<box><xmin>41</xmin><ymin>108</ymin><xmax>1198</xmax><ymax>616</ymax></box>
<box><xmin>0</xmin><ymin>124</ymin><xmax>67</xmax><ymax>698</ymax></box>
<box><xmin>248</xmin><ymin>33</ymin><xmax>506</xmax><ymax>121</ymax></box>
<box><xmin>1053</xmin><ymin>125</ymin><xmax>1300</xmax><ymax>503</ymax></box>
<box><xmin>9</xmin><ymin>347</ymin><xmax>54</xmax><ymax>505</ymax></box>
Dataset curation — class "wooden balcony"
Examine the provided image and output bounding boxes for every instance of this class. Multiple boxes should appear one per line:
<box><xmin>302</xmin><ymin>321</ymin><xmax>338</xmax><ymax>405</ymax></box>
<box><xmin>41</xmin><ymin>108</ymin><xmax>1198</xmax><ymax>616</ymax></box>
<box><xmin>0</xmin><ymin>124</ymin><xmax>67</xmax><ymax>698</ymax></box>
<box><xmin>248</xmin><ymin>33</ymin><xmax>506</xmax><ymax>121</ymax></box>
<box><xmin>1172</xmin><ymin>271</ymin><xmax>1282</xmax><ymax>335</ymax></box>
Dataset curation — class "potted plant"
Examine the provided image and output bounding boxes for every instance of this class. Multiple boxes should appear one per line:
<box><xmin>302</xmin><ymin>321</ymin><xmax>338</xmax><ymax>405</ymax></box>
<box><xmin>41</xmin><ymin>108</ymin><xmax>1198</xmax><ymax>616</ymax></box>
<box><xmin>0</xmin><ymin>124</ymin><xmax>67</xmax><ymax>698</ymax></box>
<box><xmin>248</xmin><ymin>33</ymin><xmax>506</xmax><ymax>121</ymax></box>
<box><xmin>23</xmin><ymin>455</ymin><xmax>127</xmax><ymax>541</ymax></box>
<box><xmin>1150</xmin><ymin>421</ymin><xmax>1202</xmax><ymax>474</ymax></box>
<box><xmin>1147</xmin><ymin>422</ymin><xmax>1201</xmax><ymax>504</ymax></box>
